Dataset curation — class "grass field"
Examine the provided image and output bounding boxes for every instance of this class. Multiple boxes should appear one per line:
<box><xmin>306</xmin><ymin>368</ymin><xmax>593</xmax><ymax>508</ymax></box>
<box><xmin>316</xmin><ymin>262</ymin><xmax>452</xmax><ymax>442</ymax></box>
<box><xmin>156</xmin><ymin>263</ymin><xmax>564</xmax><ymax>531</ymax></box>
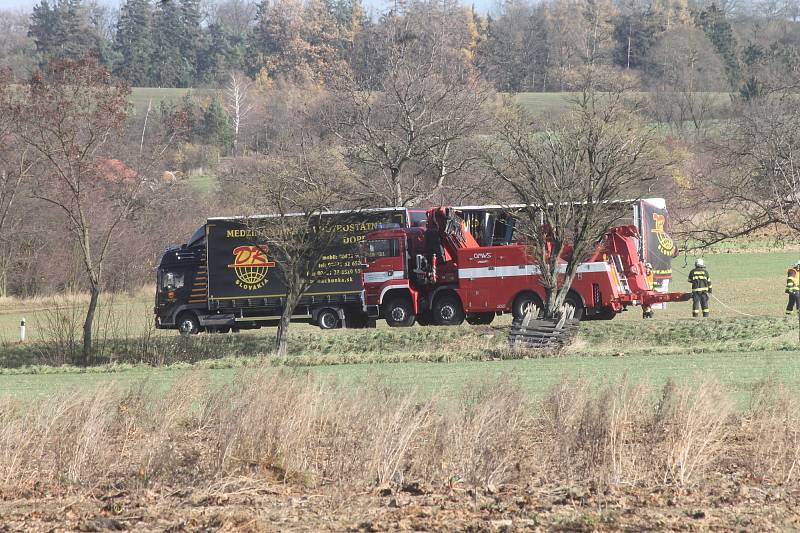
<box><xmin>1</xmin><ymin>249</ymin><xmax>799</xmax><ymax>405</ymax></box>
<box><xmin>130</xmin><ymin>89</ymin><xmax>732</xmax><ymax>119</ymax></box>
<box><xmin>0</xmin><ymin>348</ymin><xmax>796</xmax><ymax>409</ymax></box>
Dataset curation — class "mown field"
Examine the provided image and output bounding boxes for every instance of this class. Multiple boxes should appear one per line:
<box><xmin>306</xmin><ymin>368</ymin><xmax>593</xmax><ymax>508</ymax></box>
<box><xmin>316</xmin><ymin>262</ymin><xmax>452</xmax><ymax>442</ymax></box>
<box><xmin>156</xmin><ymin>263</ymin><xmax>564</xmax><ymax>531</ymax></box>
<box><xmin>0</xmin><ymin>250</ymin><xmax>799</xmax><ymax>405</ymax></box>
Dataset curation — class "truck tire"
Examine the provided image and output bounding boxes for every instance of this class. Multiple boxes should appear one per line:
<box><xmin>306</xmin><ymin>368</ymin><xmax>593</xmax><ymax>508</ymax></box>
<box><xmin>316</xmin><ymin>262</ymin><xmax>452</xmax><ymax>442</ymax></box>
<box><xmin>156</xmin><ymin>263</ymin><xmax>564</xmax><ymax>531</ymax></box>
<box><xmin>177</xmin><ymin>312</ymin><xmax>200</xmax><ymax>336</ymax></box>
<box><xmin>384</xmin><ymin>295</ymin><xmax>416</xmax><ymax>327</ymax></box>
<box><xmin>416</xmin><ymin>312</ymin><xmax>433</xmax><ymax>326</ymax></box>
<box><xmin>584</xmin><ymin>306</ymin><xmax>617</xmax><ymax>321</ymax></box>
<box><xmin>562</xmin><ymin>293</ymin><xmax>585</xmax><ymax>321</ymax></box>
<box><xmin>433</xmin><ymin>293</ymin><xmax>465</xmax><ymax>326</ymax></box>
<box><xmin>512</xmin><ymin>292</ymin><xmax>543</xmax><ymax>321</ymax></box>
<box><xmin>317</xmin><ymin>308</ymin><xmax>341</xmax><ymax>330</ymax></box>
<box><xmin>466</xmin><ymin>312</ymin><xmax>495</xmax><ymax>325</ymax></box>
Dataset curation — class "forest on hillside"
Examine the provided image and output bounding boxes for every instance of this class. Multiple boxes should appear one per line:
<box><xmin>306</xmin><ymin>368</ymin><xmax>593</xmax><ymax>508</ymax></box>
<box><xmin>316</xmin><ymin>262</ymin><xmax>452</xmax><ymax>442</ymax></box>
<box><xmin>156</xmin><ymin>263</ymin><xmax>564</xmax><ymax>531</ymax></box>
<box><xmin>0</xmin><ymin>0</ymin><xmax>798</xmax><ymax>95</ymax></box>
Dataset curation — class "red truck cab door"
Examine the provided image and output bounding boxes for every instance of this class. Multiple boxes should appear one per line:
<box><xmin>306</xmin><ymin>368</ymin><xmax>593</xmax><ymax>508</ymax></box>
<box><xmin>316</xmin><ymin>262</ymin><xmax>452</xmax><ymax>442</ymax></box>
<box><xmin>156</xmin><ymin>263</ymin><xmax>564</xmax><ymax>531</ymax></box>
<box><xmin>360</xmin><ymin>236</ymin><xmax>408</xmax><ymax>308</ymax></box>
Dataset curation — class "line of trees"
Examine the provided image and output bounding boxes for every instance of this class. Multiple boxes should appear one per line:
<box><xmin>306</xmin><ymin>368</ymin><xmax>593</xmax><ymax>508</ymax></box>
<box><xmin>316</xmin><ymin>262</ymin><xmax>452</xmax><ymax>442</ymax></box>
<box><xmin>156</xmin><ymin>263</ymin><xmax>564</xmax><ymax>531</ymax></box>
<box><xmin>3</xmin><ymin>0</ymin><xmax>800</xmax><ymax>95</ymax></box>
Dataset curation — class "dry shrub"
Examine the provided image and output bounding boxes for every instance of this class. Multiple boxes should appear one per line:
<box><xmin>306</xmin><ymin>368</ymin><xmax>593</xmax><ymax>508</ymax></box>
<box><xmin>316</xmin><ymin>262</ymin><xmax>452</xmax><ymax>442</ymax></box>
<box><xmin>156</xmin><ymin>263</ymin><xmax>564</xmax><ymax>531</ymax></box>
<box><xmin>747</xmin><ymin>381</ymin><xmax>800</xmax><ymax>483</ymax></box>
<box><xmin>0</xmin><ymin>369</ymin><xmax>757</xmax><ymax>499</ymax></box>
<box><xmin>653</xmin><ymin>378</ymin><xmax>732</xmax><ymax>485</ymax></box>
<box><xmin>212</xmin><ymin>370</ymin><xmax>352</xmax><ymax>484</ymax></box>
<box><xmin>538</xmin><ymin>376</ymin><xmax>731</xmax><ymax>487</ymax></box>
<box><xmin>538</xmin><ymin>376</ymin><xmax>651</xmax><ymax>485</ymax></box>
<box><xmin>427</xmin><ymin>378</ymin><xmax>528</xmax><ymax>489</ymax></box>
<box><xmin>0</xmin><ymin>384</ymin><xmax>123</xmax><ymax>492</ymax></box>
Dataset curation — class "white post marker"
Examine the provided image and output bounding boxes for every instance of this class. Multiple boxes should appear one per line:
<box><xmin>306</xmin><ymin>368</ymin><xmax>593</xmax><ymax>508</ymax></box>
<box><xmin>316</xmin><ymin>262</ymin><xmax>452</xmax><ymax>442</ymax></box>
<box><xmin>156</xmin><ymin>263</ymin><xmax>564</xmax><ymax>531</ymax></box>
<box><xmin>19</xmin><ymin>317</ymin><xmax>26</xmax><ymax>343</ymax></box>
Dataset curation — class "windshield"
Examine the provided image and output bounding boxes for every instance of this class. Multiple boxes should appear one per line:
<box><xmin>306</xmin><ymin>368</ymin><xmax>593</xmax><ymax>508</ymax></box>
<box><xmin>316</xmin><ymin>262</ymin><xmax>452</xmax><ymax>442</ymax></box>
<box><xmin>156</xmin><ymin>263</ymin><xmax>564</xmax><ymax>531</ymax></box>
<box><xmin>360</xmin><ymin>239</ymin><xmax>399</xmax><ymax>263</ymax></box>
<box><xmin>187</xmin><ymin>225</ymin><xmax>206</xmax><ymax>247</ymax></box>
<box><xmin>409</xmin><ymin>210</ymin><xmax>427</xmax><ymax>227</ymax></box>
<box><xmin>160</xmin><ymin>270</ymin><xmax>185</xmax><ymax>291</ymax></box>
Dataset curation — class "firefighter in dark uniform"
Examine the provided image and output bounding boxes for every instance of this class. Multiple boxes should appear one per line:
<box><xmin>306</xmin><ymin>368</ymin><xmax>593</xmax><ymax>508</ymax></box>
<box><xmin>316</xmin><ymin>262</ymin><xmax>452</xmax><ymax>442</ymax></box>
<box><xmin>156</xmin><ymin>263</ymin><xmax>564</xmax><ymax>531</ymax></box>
<box><xmin>786</xmin><ymin>262</ymin><xmax>800</xmax><ymax>315</ymax></box>
<box><xmin>642</xmin><ymin>262</ymin><xmax>655</xmax><ymax>319</ymax></box>
<box><xmin>424</xmin><ymin>220</ymin><xmax>444</xmax><ymax>265</ymax></box>
<box><xmin>688</xmin><ymin>258</ymin><xmax>712</xmax><ymax>317</ymax></box>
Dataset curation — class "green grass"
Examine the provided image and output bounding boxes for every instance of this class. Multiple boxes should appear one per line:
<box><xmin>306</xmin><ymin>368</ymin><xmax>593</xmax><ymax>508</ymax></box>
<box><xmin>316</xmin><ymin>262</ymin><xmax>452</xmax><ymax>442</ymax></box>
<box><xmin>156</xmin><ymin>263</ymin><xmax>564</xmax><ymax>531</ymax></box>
<box><xmin>0</xmin><ymin>349</ymin><xmax>795</xmax><ymax>409</ymax></box>
<box><xmin>513</xmin><ymin>91</ymin><xmax>732</xmax><ymax>117</ymax></box>
<box><xmin>2</xmin><ymin>249</ymin><xmax>800</xmax><ymax>405</ymax></box>
<box><xmin>129</xmin><ymin>87</ymin><xmax>214</xmax><ymax>115</ymax></box>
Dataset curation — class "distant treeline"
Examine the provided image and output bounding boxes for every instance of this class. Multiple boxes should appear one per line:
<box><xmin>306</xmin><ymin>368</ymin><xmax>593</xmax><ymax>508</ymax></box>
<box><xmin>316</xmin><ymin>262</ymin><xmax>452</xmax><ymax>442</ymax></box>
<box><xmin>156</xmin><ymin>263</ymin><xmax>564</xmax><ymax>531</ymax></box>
<box><xmin>1</xmin><ymin>0</ymin><xmax>799</xmax><ymax>95</ymax></box>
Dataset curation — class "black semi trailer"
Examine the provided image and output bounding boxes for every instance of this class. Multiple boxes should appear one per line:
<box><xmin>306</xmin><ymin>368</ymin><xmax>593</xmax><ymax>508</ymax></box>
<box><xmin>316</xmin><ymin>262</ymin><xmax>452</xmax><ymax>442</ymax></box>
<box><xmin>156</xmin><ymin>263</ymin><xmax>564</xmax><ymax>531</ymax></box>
<box><xmin>155</xmin><ymin>208</ymin><xmax>420</xmax><ymax>334</ymax></box>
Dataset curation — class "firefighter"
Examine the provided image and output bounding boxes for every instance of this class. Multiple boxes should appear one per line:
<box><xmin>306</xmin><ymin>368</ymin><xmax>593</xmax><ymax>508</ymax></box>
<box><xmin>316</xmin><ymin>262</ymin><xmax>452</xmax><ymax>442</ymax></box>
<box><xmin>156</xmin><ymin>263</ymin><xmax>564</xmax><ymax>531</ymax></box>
<box><xmin>688</xmin><ymin>258</ymin><xmax>712</xmax><ymax>317</ymax></box>
<box><xmin>424</xmin><ymin>220</ymin><xmax>444</xmax><ymax>266</ymax></box>
<box><xmin>642</xmin><ymin>262</ymin><xmax>655</xmax><ymax>319</ymax></box>
<box><xmin>786</xmin><ymin>262</ymin><xmax>800</xmax><ymax>315</ymax></box>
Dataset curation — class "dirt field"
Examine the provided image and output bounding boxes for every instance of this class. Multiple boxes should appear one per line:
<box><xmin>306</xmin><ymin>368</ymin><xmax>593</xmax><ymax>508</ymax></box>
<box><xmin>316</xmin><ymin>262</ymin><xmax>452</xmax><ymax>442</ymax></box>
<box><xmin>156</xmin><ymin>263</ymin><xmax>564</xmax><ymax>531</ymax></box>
<box><xmin>3</xmin><ymin>469</ymin><xmax>798</xmax><ymax>532</ymax></box>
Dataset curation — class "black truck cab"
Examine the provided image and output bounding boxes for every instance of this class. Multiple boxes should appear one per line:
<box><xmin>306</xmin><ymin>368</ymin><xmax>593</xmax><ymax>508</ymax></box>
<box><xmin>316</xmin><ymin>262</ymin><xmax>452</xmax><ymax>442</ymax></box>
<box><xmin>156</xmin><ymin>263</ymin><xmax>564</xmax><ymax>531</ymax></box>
<box><xmin>155</xmin><ymin>226</ymin><xmax>208</xmax><ymax>334</ymax></box>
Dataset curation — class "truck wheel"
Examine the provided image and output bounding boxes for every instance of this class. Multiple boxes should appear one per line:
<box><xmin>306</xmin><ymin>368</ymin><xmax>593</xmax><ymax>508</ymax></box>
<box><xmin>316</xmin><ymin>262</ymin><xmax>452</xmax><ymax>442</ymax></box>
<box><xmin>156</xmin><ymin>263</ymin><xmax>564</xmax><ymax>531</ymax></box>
<box><xmin>433</xmin><ymin>294</ymin><xmax>465</xmax><ymax>326</ymax></box>
<box><xmin>317</xmin><ymin>308</ymin><xmax>341</xmax><ymax>330</ymax></box>
<box><xmin>466</xmin><ymin>312</ymin><xmax>495</xmax><ymax>325</ymax></box>
<box><xmin>562</xmin><ymin>293</ymin><xmax>585</xmax><ymax>321</ymax></box>
<box><xmin>384</xmin><ymin>296</ymin><xmax>416</xmax><ymax>327</ymax></box>
<box><xmin>512</xmin><ymin>292</ymin><xmax>542</xmax><ymax>321</ymax></box>
<box><xmin>584</xmin><ymin>307</ymin><xmax>617</xmax><ymax>321</ymax></box>
<box><xmin>177</xmin><ymin>312</ymin><xmax>200</xmax><ymax>336</ymax></box>
<box><xmin>416</xmin><ymin>312</ymin><xmax>432</xmax><ymax>326</ymax></box>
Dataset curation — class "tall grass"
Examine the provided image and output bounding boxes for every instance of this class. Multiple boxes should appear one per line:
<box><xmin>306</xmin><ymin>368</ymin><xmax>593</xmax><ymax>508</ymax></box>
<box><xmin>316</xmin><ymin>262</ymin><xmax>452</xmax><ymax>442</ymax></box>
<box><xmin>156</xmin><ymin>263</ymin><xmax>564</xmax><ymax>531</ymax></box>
<box><xmin>0</xmin><ymin>371</ymin><xmax>796</xmax><ymax>499</ymax></box>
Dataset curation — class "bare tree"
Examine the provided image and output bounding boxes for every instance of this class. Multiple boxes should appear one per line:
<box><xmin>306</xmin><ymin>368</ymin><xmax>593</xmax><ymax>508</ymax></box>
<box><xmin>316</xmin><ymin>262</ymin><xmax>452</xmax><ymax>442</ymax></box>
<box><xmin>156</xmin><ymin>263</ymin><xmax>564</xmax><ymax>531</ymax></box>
<box><xmin>488</xmin><ymin>76</ymin><xmax>668</xmax><ymax>318</ymax></box>
<box><xmin>326</xmin><ymin>18</ymin><xmax>492</xmax><ymax>207</ymax></box>
<box><xmin>675</xmin><ymin>92</ymin><xmax>800</xmax><ymax>247</ymax></box>
<box><xmin>8</xmin><ymin>58</ymin><xmax>178</xmax><ymax>364</ymax></box>
<box><xmin>644</xmin><ymin>27</ymin><xmax>728</xmax><ymax>136</ymax></box>
<box><xmin>223</xmin><ymin>71</ymin><xmax>253</xmax><ymax>156</ymax></box>
<box><xmin>232</xmin><ymin>146</ymin><xmax>360</xmax><ymax>356</ymax></box>
<box><xmin>0</xmin><ymin>69</ymin><xmax>35</xmax><ymax>297</ymax></box>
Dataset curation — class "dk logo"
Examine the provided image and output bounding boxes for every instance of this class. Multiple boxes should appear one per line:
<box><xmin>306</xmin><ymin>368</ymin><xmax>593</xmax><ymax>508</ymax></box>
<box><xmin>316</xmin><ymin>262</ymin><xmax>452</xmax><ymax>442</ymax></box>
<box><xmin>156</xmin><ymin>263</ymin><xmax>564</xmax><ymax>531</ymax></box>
<box><xmin>228</xmin><ymin>245</ymin><xmax>275</xmax><ymax>290</ymax></box>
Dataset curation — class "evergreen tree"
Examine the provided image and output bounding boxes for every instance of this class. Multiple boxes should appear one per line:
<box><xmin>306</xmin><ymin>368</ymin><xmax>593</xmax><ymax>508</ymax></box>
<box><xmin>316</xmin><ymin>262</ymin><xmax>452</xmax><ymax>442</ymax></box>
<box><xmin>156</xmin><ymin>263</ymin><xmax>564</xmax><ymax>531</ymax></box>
<box><xmin>114</xmin><ymin>0</ymin><xmax>154</xmax><ymax>85</ymax></box>
<box><xmin>613</xmin><ymin>8</ymin><xmax>662</xmax><ymax>70</ymax></box>
<box><xmin>178</xmin><ymin>0</ymin><xmax>202</xmax><ymax>84</ymax></box>
<box><xmin>695</xmin><ymin>5</ymin><xmax>740</xmax><ymax>87</ymax></box>
<box><xmin>202</xmin><ymin>96</ymin><xmax>234</xmax><ymax>152</ymax></box>
<box><xmin>151</xmin><ymin>0</ymin><xmax>189</xmax><ymax>86</ymax></box>
<box><xmin>198</xmin><ymin>23</ymin><xmax>245</xmax><ymax>83</ymax></box>
<box><xmin>29</xmin><ymin>0</ymin><xmax>96</xmax><ymax>68</ymax></box>
<box><xmin>29</xmin><ymin>0</ymin><xmax>60</xmax><ymax>67</ymax></box>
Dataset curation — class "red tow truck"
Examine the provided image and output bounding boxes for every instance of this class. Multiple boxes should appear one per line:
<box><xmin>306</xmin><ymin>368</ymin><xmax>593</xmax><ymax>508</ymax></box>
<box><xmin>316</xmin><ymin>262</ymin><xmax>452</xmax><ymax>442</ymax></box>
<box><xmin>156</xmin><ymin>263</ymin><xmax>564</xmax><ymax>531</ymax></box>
<box><xmin>359</xmin><ymin>206</ymin><xmax>690</xmax><ymax>326</ymax></box>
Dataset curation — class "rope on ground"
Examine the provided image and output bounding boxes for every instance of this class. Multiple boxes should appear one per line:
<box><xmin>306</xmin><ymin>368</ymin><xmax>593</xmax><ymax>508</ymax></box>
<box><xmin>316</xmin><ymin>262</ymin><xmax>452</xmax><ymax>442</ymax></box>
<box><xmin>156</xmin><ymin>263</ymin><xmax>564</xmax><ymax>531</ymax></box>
<box><xmin>708</xmin><ymin>293</ymin><xmax>760</xmax><ymax>318</ymax></box>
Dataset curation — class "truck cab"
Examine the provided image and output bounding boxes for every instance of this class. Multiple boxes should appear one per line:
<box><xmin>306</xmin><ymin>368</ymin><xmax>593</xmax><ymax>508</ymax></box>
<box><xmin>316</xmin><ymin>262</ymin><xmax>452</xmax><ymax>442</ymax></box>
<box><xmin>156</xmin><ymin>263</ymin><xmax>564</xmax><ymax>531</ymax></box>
<box><xmin>155</xmin><ymin>225</ymin><xmax>209</xmax><ymax>334</ymax></box>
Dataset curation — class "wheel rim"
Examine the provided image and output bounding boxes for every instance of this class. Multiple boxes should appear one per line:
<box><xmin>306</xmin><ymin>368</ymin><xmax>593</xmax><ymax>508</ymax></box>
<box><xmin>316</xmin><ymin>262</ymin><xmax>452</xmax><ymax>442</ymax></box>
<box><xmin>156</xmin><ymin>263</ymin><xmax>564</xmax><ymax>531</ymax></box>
<box><xmin>390</xmin><ymin>306</ymin><xmax>407</xmax><ymax>322</ymax></box>
<box><xmin>320</xmin><ymin>312</ymin><xmax>337</xmax><ymax>329</ymax></box>
<box><xmin>179</xmin><ymin>319</ymin><xmax>195</xmax><ymax>333</ymax></box>
<box><xmin>440</xmin><ymin>304</ymin><xmax>456</xmax><ymax>321</ymax></box>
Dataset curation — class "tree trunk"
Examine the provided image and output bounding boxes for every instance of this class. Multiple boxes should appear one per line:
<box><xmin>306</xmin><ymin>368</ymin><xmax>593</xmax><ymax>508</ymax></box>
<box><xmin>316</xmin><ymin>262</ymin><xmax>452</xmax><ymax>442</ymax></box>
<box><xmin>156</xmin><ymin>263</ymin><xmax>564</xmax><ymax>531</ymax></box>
<box><xmin>275</xmin><ymin>289</ymin><xmax>300</xmax><ymax>357</ymax></box>
<box><xmin>544</xmin><ymin>286</ymin><xmax>560</xmax><ymax>318</ymax></box>
<box><xmin>275</xmin><ymin>308</ymin><xmax>291</xmax><ymax>357</ymax></box>
<box><xmin>82</xmin><ymin>284</ymin><xmax>100</xmax><ymax>366</ymax></box>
